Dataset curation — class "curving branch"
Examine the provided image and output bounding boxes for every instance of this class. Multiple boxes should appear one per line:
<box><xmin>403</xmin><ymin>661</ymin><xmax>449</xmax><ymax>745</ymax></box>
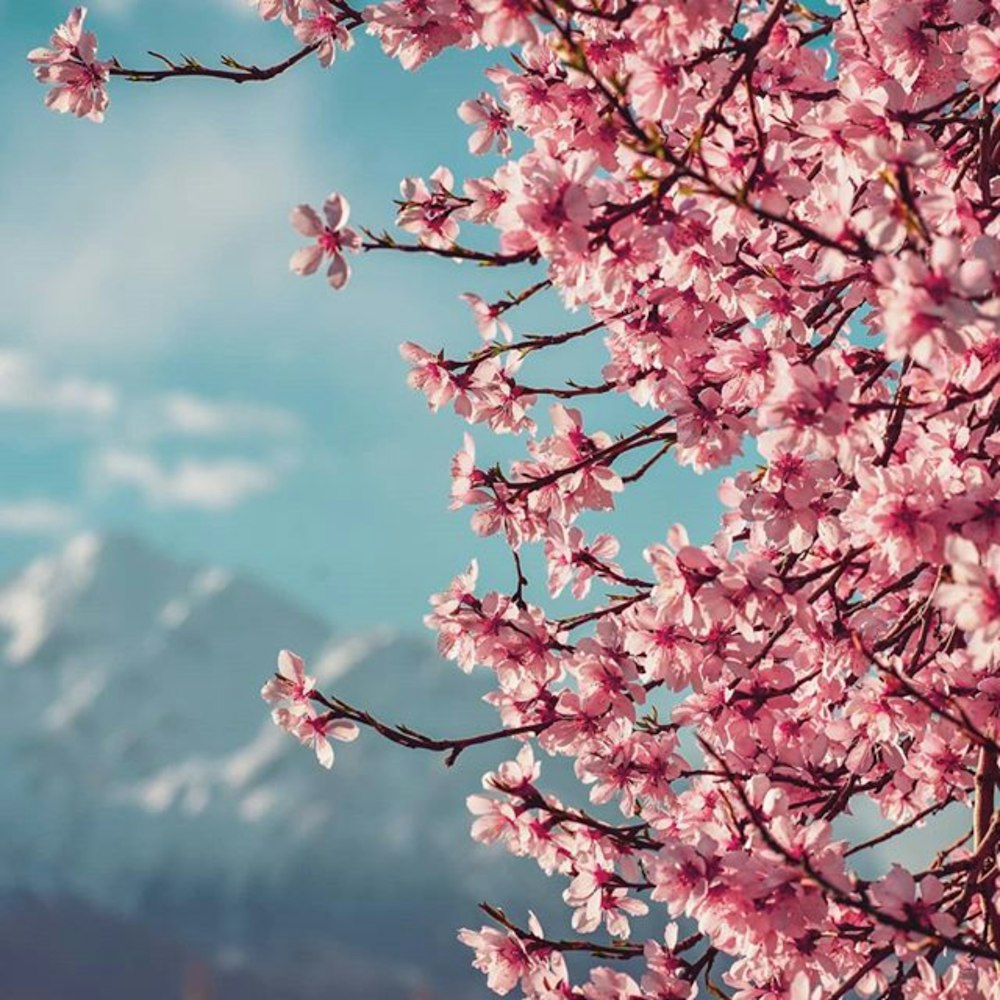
<box><xmin>309</xmin><ymin>689</ymin><xmax>551</xmax><ymax>766</ymax></box>
<box><xmin>109</xmin><ymin>43</ymin><xmax>322</xmax><ymax>84</ymax></box>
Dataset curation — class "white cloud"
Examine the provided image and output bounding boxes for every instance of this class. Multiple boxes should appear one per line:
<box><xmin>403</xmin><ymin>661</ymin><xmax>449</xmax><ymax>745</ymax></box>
<box><xmin>4</xmin><ymin>91</ymin><xmax>323</xmax><ymax>357</ymax></box>
<box><xmin>155</xmin><ymin>393</ymin><xmax>301</xmax><ymax>439</ymax></box>
<box><xmin>0</xmin><ymin>501</ymin><xmax>77</xmax><ymax>535</ymax></box>
<box><xmin>0</xmin><ymin>350</ymin><xmax>297</xmax><ymax>443</ymax></box>
<box><xmin>87</xmin><ymin>0</ymin><xmax>257</xmax><ymax>19</ymax></box>
<box><xmin>90</xmin><ymin>0</ymin><xmax>137</xmax><ymax>15</ymax></box>
<box><xmin>95</xmin><ymin>449</ymin><xmax>280</xmax><ymax>510</ymax></box>
<box><xmin>0</xmin><ymin>351</ymin><xmax>118</xmax><ymax>419</ymax></box>
<box><xmin>0</xmin><ymin>347</ymin><xmax>302</xmax><ymax>517</ymax></box>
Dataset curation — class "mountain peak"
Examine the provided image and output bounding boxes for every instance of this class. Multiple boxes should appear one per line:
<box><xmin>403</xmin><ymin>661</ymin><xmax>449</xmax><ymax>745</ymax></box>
<box><xmin>0</xmin><ymin>534</ymin><xmax>531</xmax><ymax>999</ymax></box>
<box><xmin>0</xmin><ymin>533</ymin><xmax>329</xmax><ymax>668</ymax></box>
<box><xmin>0</xmin><ymin>531</ymin><xmax>105</xmax><ymax>664</ymax></box>
<box><xmin>0</xmin><ymin>532</ymin><xmax>197</xmax><ymax>665</ymax></box>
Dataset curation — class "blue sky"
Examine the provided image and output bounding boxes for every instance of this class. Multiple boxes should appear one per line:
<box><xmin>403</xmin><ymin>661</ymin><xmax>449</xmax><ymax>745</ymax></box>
<box><xmin>1</xmin><ymin>0</ymin><xmax>730</xmax><ymax>630</ymax></box>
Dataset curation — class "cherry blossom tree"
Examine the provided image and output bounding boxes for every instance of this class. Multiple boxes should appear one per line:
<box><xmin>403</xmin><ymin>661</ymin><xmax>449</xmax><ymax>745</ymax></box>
<box><xmin>28</xmin><ymin>1</ymin><xmax>1000</xmax><ymax>996</ymax></box>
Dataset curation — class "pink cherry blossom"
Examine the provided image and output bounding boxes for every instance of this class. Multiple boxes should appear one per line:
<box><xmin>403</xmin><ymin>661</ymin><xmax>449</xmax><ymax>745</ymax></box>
<box><xmin>544</xmin><ymin>521</ymin><xmax>620</xmax><ymax>600</ymax></box>
<box><xmin>937</xmin><ymin>535</ymin><xmax>1000</xmax><ymax>665</ymax></box>
<box><xmin>475</xmin><ymin>0</ymin><xmax>540</xmax><ymax>49</ymax></box>
<box><xmin>261</xmin><ymin>648</ymin><xmax>317</xmax><ymax>708</ymax></box>
<box><xmin>33</xmin><ymin>0</ymin><xmax>1000</xmax><ymax>994</ymax></box>
<box><xmin>458</xmin><ymin>92</ymin><xmax>512</xmax><ymax>156</ymax></box>
<box><xmin>456</xmin><ymin>925</ymin><xmax>530</xmax><ymax>995</ymax></box>
<box><xmin>289</xmin><ymin>192</ymin><xmax>361</xmax><ymax>290</ymax></box>
<box><xmin>460</xmin><ymin>293</ymin><xmax>514</xmax><ymax>343</ymax></box>
<box><xmin>964</xmin><ymin>26</ymin><xmax>1000</xmax><ymax>91</ymax></box>
<box><xmin>27</xmin><ymin>6</ymin><xmax>93</xmax><ymax>66</ymax></box>
<box><xmin>285</xmin><ymin>709</ymin><xmax>360</xmax><ymax>769</ymax></box>
<box><xmin>263</xmin><ymin>650</ymin><xmax>359</xmax><ymax>767</ymax></box>
<box><xmin>292</xmin><ymin>0</ymin><xmax>355</xmax><ymax>67</ymax></box>
<box><xmin>397</xmin><ymin>167</ymin><xmax>461</xmax><ymax>248</ymax></box>
<box><xmin>869</xmin><ymin>865</ymin><xmax>958</xmax><ymax>945</ymax></box>
<box><xmin>249</xmin><ymin>0</ymin><xmax>296</xmax><ymax>22</ymax></box>
<box><xmin>27</xmin><ymin>7</ymin><xmax>110</xmax><ymax>122</ymax></box>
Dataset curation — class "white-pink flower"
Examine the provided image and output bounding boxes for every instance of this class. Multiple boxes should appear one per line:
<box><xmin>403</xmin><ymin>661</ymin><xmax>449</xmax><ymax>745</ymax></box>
<box><xmin>458</xmin><ymin>93</ymin><xmax>512</xmax><ymax>156</ymax></box>
<box><xmin>397</xmin><ymin>167</ymin><xmax>461</xmax><ymax>248</ymax></box>
<box><xmin>261</xmin><ymin>648</ymin><xmax>317</xmax><ymax>709</ymax></box>
<box><xmin>265</xmin><ymin>649</ymin><xmax>359</xmax><ymax>768</ymax></box>
<box><xmin>248</xmin><ymin>0</ymin><xmax>298</xmax><ymax>22</ymax></box>
<box><xmin>288</xmin><ymin>710</ymin><xmax>360</xmax><ymax>769</ymax></box>
<box><xmin>27</xmin><ymin>6</ymin><xmax>92</xmax><ymax>65</ymax></box>
<box><xmin>289</xmin><ymin>192</ymin><xmax>362</xmax><ymax>290</ymax></box>
<box><xmin>965</xmin><ymin>27</ymin><xmax>1000</xmax><ymax>91</ymax></box>
<box><xmin>457</xmin><ymin>925</ymin><xmax>530</xmax><ymax>995</ymax></box>
<box><xmin>27</xmin><ymin>7</ymin><xmax>111</xmax><ymax>123</ymax></box>
<box><xmin>937</xmin><ymin>536</ymin><xmax>1000</xmax><ymax>665</ymax></box>
<box><xmin>291</xmin><ymin>0</ymin><xmax>354</xmax><ymax>67</ymax></box>
<box><xmin>460</xmin><ymin>292</ymin><xmax>513</xmax><ymax>343</ymax></box>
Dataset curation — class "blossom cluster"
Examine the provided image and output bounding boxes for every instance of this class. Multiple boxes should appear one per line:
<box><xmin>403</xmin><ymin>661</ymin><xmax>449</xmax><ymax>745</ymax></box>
<box><xmin>262</xmin><ymin>650</ymin><xmax>359</xmax><ymax>768</ymax></box>
<box><xmin>31</xmin><ymin>0</ymin><xmax>1000</xmax><ymax>996</ymax></box>
<box><xmin>250</xmin><ymin>0</ymin><xmax>358</xmax><ymax>65</ymax></box>
<box><xmin>28</xmin><ymin>7</ymin><xmax>110</xmax><ymax>122</ymax></box>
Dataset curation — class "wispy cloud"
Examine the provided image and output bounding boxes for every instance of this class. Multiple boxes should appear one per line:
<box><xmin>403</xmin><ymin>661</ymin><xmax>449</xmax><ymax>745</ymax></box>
<box><xmin>0</xmin><ymin>347</ymin><xmax>304</xmax><ymax>518</ymax></box>
<box><xmin>94</xmin><ymin>449</ymin><xmax>283</xmax><ymax>511</ymax></box>
<box><xmin>0</xmin><ymin>500</ymin><xmax>77</xmax><ymax>535</ymax></box>
<box><xmin>0</xmin><ymin>351</ymin><xmax>299</xmax><ymax>443</ymax></box>
<box><xmin>153</xmin><ymin>393</ymin><xmax>302</xmax><ymax>439</ymax></box>
<box><xmin>0</xmin><ymin>351</ymin><xmax>118</xmax><ymax>419</ymax></box>
<box><xmin>89</xmin><ymin>0</ymin><xmax>138</xmax><ymax>15</ymax></box>
<box><xmin>4</xmin><ymin>95</ymin><xmax>322</xmax><ymax>357</ymax></box>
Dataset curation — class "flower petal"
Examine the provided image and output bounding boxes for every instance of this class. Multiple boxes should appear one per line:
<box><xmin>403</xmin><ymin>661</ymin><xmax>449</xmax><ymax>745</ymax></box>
<box><xmin>290</xmin><ymin>204</ymin><xmax>323</xmax><ymax>237</ymax></box>
<box><xmin>323</xmin><ymin>192</ymin><xmax>350</xmax><ymax>231</ymax></box>
<box><xmin>327</xmin><ymin>253</ymin><xmax>350</xmax><ymax>290</ymax></box>
<box><xmin>290</xmin><ymin>244</ymin><xmax>324</xmax><ymax>276</ymax></box>
<box><xmin>314</xmin><ymin>736</ymin><xmax>334</xmax><ymax>769</ymax></box>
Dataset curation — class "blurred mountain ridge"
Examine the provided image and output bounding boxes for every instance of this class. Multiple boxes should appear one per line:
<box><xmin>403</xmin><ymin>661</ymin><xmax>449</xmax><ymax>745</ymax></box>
<box><xmin>0</xmin><ymin>532</ymin><xmax>543</xmax><ymax>999</ymax></box>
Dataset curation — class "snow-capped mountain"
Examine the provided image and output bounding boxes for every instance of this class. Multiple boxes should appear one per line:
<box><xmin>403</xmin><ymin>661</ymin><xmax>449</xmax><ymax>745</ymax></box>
<box><xmin>0</xmin><ymin>533</ymin><xmax>547</xmax><ymax>998</ymax></box>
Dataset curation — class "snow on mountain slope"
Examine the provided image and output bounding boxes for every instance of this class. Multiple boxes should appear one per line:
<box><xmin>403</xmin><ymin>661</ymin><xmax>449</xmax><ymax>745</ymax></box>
<box><xmin>0</xmin><ymin>533</ymin><xmax>548</xmax><ymax>996</ymax></box>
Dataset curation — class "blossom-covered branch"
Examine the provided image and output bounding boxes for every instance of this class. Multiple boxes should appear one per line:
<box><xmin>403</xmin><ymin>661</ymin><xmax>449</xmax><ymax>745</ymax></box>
<box><xmin>30</xmin><ymin>0</ymin><xmax>1000</xmax><ymax>995</ymax></box>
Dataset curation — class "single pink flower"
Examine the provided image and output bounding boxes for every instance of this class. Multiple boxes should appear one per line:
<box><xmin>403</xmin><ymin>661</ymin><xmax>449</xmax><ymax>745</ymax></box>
<box><xmin>28</xmin><ymin>7</ymin><xmax>111</xmax><ymax>123</ymax></box>
<box><xmin>290</xmin><ymin>711</ymin><xmax>360</xmax><ymax>769</ymax></box>
<box><xmin>965</xmin><ymin>27</ymin><xmax>1000</xmax><ymax>91</ymax></box>
<box><xmin>292</xmin><ymin>0</ymin><xmax>354</xmax><ymax>67</ymax></box>
<box><xmin>261</xmin><ymin>648</ymin><xmax>317</xmax><ymax>709</ymax></box>
<box><xmin>398</xmin><ymin>167</ymin><xmax>461</xmax><ymax>248</ymax></box>
<box><xmin>460</xmin><ymin>292</ymin><xmax>513</xmax><ymax>343</ymax></box>
<box><xmin>458</xmin><ymin>93</ymin><xmax>512</xmax><ymax>156</ymax></box>
<box><xmin>289</xmin><ymin>192</ymin><xmax>362</xmax><ymax>290</ymax></box>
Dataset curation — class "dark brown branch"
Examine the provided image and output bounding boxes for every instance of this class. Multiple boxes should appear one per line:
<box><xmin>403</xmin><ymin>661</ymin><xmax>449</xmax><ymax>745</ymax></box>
<box><xmin>478</xmin><ymin>902</ymin><xmax>646</xmax><ymax>960</ymax></box>
<box><xmin>361</xmin><ymin>230</ymin><xmax>540</xmax><ymax>266</ymax></box>
<box><xmin>308</xmin><ymin>689</ymin><xmax>550</xmax><ymax>766</ymax></box>
<box><xmin>110</xmin><ymin>43</ymin><xmax>321</xmax><ymax>84</ymax></box>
